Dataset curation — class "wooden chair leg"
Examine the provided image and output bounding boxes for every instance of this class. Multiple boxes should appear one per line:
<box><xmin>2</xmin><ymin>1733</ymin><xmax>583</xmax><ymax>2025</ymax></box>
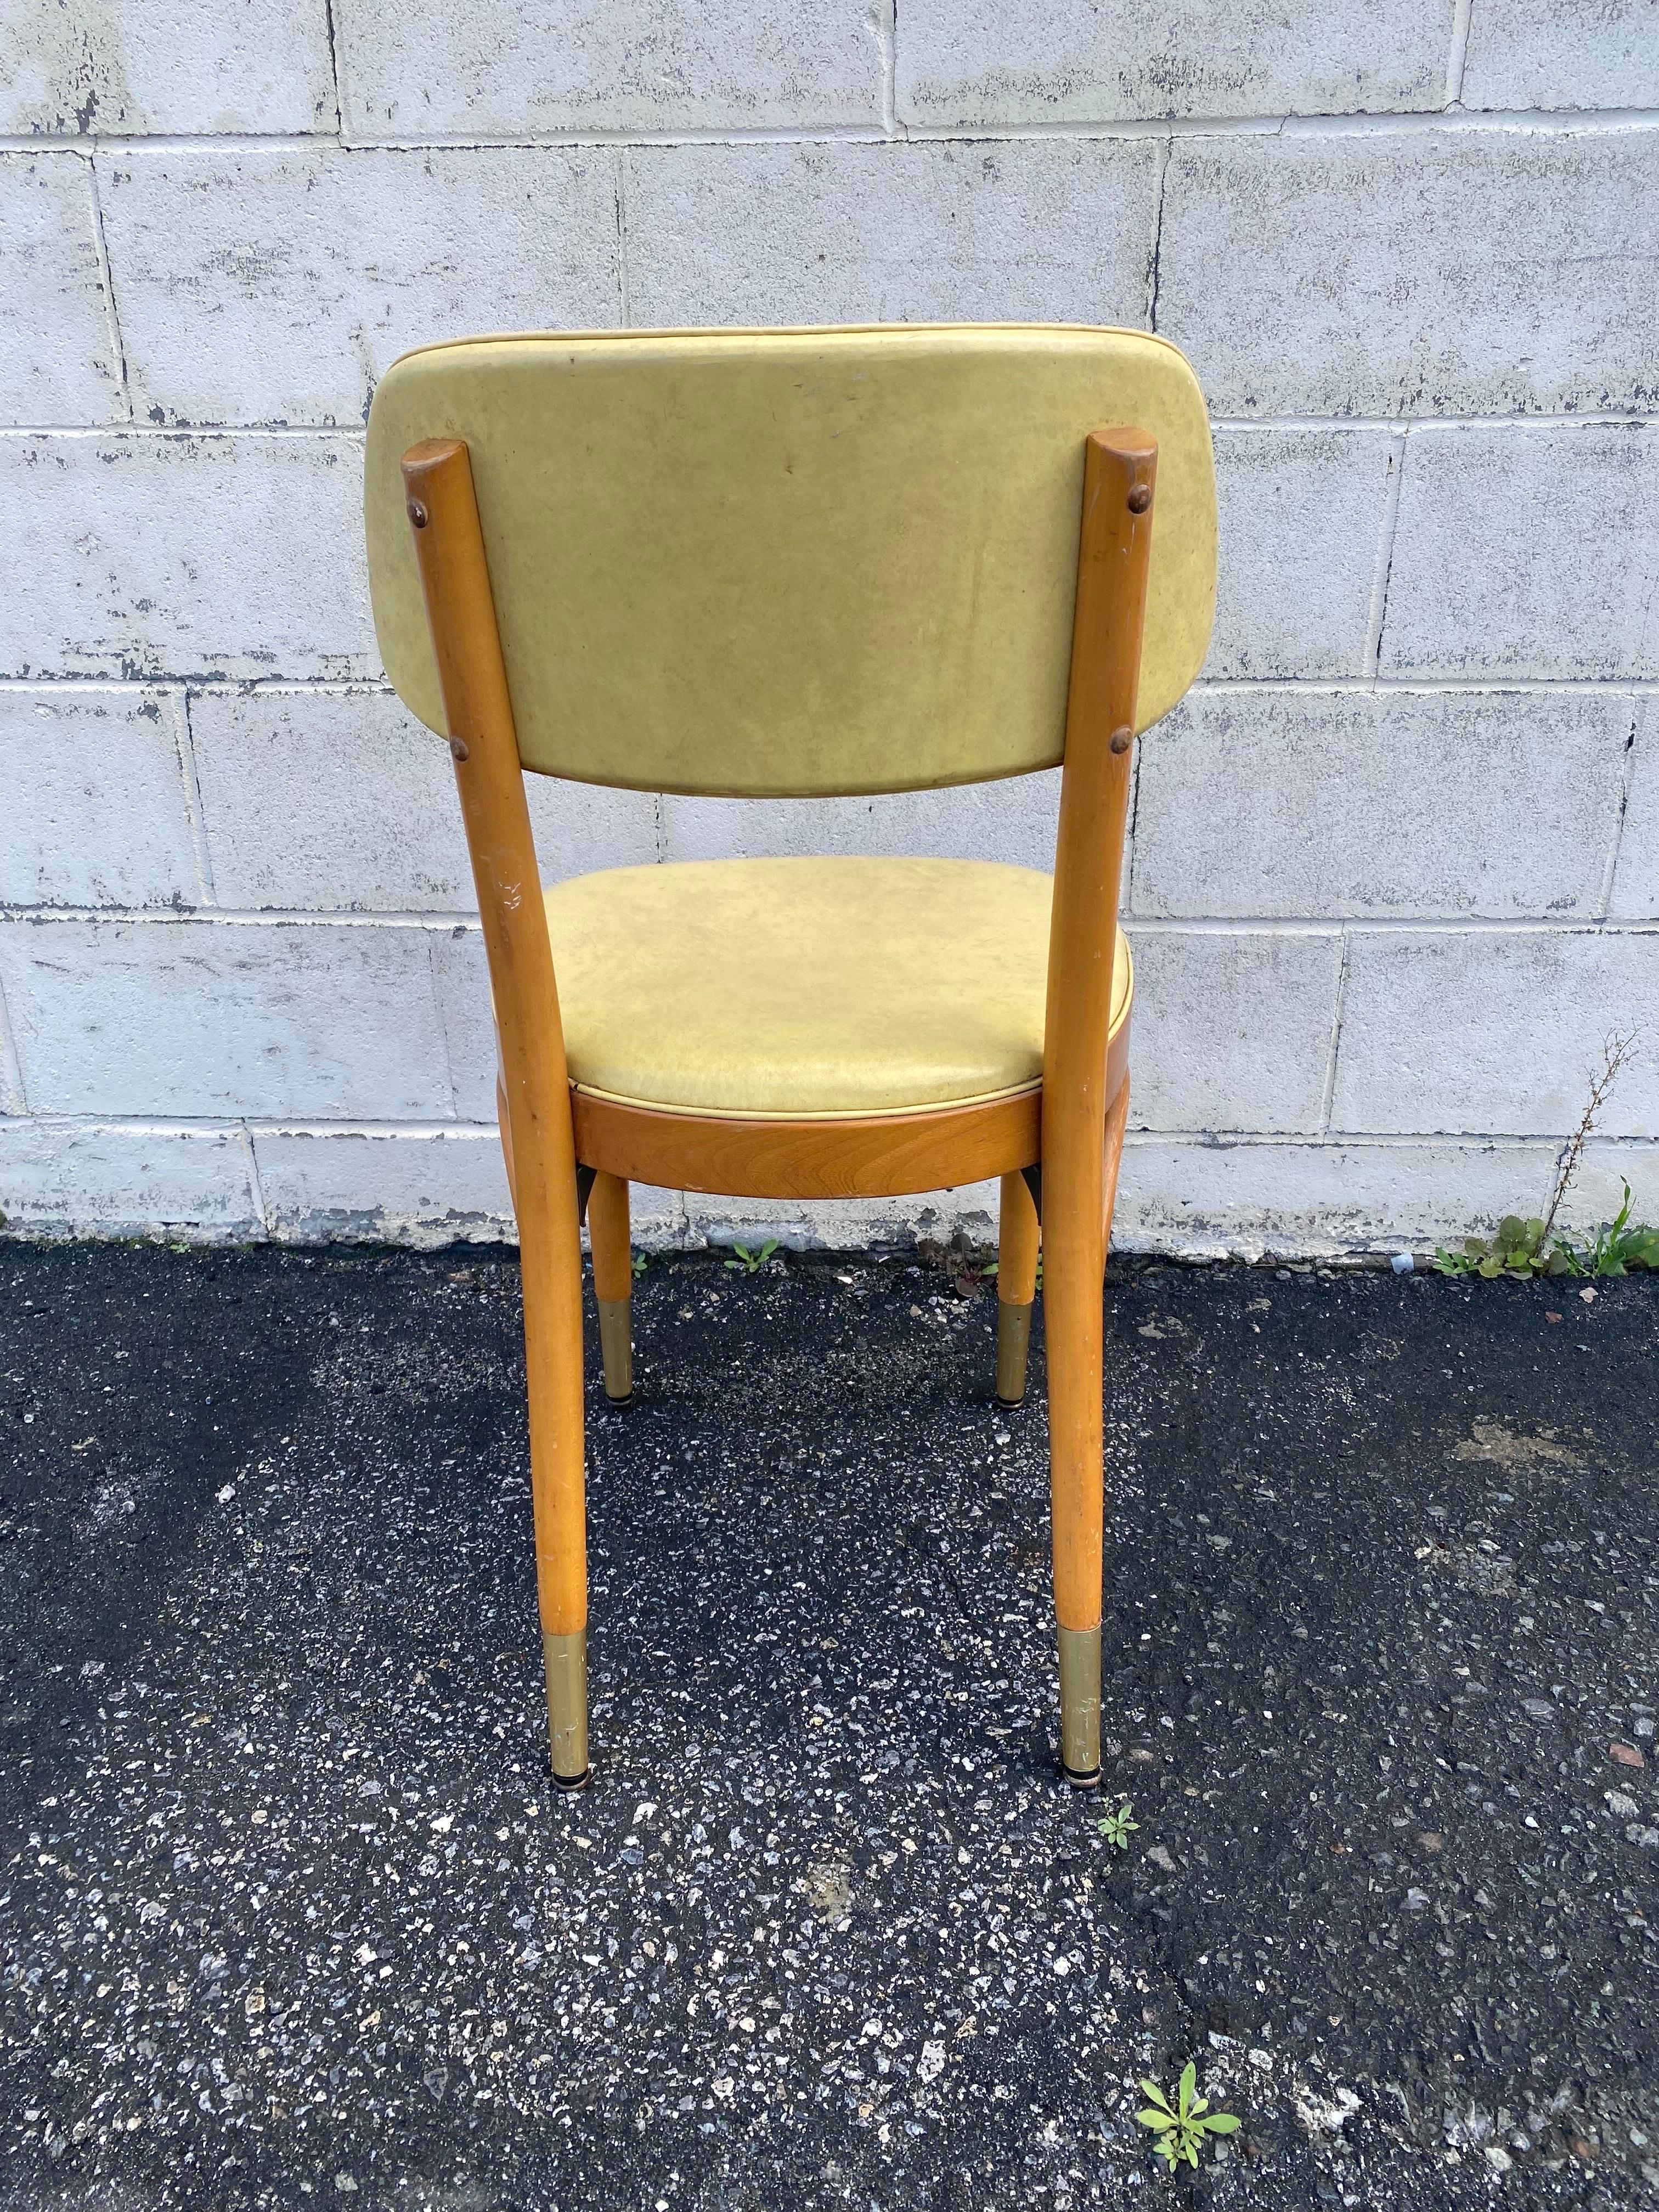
<box><xmin>1043</xmin><ymin>1069</ymin><xmax>1131</xmax><ymax>1785</ymax></box>
<box><xmin>399</xmin><ymin>438</ymin><xmax>591</xmax><ymax>1789</ymax></box>
<box><xmin>587</xmin><ymin>1171</ymin><xmax>634</xmax><ymax>1403</ymax></box>
<box><xmin>996</xmin><ymin>1169</ymin><xmax>1041</xmax><ymax>1406</ymax></box>
<box><xmin>1045</xmin><ymin>1075</ymin><xmax>1135</xmax><ymax>1791</ymax></box>
<box><xmin>520</xmin><ymin>1186</ymin><xmax>591</xmax><ymax>1790</ymax></box>
<box><xmin>1044</xmin><ymin>1165</ymin><xmax>1105</xmax><ymax>1788</ymax></box>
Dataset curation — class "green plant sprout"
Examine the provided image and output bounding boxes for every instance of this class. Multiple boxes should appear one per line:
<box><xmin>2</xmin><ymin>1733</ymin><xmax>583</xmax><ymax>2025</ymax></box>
<box><xmin>631</xmin><ymin>1250</ymin><xmax>648</xmax><ymax>1278</ymax></box>
<box><xmin>1136</xmin><ymin>2061</ymin><xmax>1240</xmax><ymax>2170</ymax></box>
<box><xmin>1435</xmin><ymin>1213</ymin><xmax>1574</xmax><ymax>1280</ymax></box>
<box><xmin>724</xmin><ymin>1239</ymin><xmax>780</xmax><ymax>1276</ymax></box>
<box><xmin>1098</xmin><ymin>1799</ymin><xmax>1138</xmax><ymax>1849</ymax></box>
<box><xmin>1582</xmin><ymin>1181</ymin><xmax>1659</xmax><ymax>1275</ymax></box>
<box><xmin>1435</xmin><ymin>1032</ymin><xmax>1654</xmax><ymax>1280</ymax></box>
<box><xmin>1435</xmin><ymin>1186</ymin><xmax>1658</xmax><ymax>1281</ymax></box>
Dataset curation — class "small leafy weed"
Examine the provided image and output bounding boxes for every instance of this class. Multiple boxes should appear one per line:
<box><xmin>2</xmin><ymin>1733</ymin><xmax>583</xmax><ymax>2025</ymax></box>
<box><xmin>724</xmin><ymin>1240</ymin><xmax>779</xmax><ymax>1276</ymax></box>
<box><xmin>1098</xmin><ymin>1799</ymin><xmax>1138</xmax><ymax>1850</ymax></box>
<box><xmin>1435</xmin><ymin>1214</ymin><xmax>1575</xmax><ymax>1280</ymax></box>
<box><xmin>1581</xmin><ymin>1181</ymin><xmax>1659</xmax><ymax>1276</ymax></box>
<box><xmin>630</xmin><ymin>1250</ymin><xmax>648</xmax><ymax>1278</ymax></box>
<box><xmin>1435</xmin><ymin>1032</ymin><xmax>1654</xmax><ymax>1281</ymax></box>
<box><xmin>1136</xmin><ymin>2061</ymin><xmax>1240</xmax><ymax>2170</ymax></box>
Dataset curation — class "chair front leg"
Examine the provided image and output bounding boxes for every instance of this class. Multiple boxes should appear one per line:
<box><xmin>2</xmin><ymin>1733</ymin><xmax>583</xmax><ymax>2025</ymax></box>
<box><xmin>996</xmin><ymin>1169</ymin><xmax>1041</xmax><ymax>1406</ymax></box>
<box><xmin>587</xmin><ymin>1171</ymin><xmax>635</xmax><ymax>1403</ymax></box>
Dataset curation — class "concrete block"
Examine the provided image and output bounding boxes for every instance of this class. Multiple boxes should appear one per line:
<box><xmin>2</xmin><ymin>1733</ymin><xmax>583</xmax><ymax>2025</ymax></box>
<box><xmin>1133</xmin><ymin>688</ymin><xmax>1629</xmax><ymax>919</ymax></box>
<box><xmin>102</xmin><ymin>147</ymin><xmax>623</xmax><ymax>428</ymax></box>
<box><xmin>252</xmin><ymin>1126</ymin><xmax>512</xmax><ymax>1244</ymax></box>
<box><xmin>426</xmin><ymin>924</ymin><xmax>497</xmax><ymax>1125</ymax></box>
<box><xmin>1566</xmin><ymin>1140</ymin><xmax>1659</xmax><ymax>1240</ymax></box>
<box><xmin>190</xmin><ymin>689</ymin><xmax>657</xmax><ymax>911</ymax></box>
<box><xmin>0</xmin><ymin>0</ymin><xmax>334</xmax><ymax>135</ymax></box>
<box><xmin>526</xmin><ymin>777</ymin><xmax>661</xmax><ymax>891</ymax></box>
<box><xmin>0</xmin><ymin>1118</ymin><xmax>259</xmax><ymax>1240</ymax></box>
<box><xmin>1207</xmin><ymin>428</ymin><xmax>1394</xmax><ymax>679</ymax></box>
<box><xmin>1609</xmin><ymin>699</ymin><xmax>1658</xmax><ymax>920</ymax></box>
<box><xmin>612</xmin><ymin>1188</ymin><xmax>686</xmax><ymax>1246</ymax></box>
<box><xmin>0</xmin><ymin>916</ymin><xmax>462</xmax><ymax>1119</ymax></box>
<box><xmin>1</xmin><ymin>432</ymin><xmax>375</xmax><ymax>683</ymax></box>
<box><xmin>659</xmin><ymin>775</ymin><xmax>1063</xmax><ymax>874</ymax></box>
<box><xmin>684</xmin><ymin>1183</ymin><xmax>1002</xmax><ymax>1254</ymax></box>
<box><xmin>1125</xmin><ymin>925</ymin><xmax>1344</xmax><ymax>1133</ymax></box>
<box><xmin>1460</xmin><ymin>0</ymin><xmax>1659</xmax><ymax>112</ymax></box>
<box><xmin>1157</xmin><ymin>128</ymin><xmax>1659</xmax><ymax>417</ymax></box>
<box><xmin>1383</xmin><ymin>424</ymin><xmax>1659</xmax><ymax>679</ymax></box>
<box><xmin>0</xmin><ymin>687</ymin><xmax>202</xmax><ymax>909</ymax></box>
<box><xmin>1114</xmin><ymin>1135</ymin><xmax>1562</xmax><ymax>1257</ymax></box>
<box><xmin>335</xmin><ymin>0</ymin><xmax>881</xmax><ymax>139</ymax></box>
<box><xmin>895</xmin><ymin>0</ymin><xmax>1446</xmax><ymax>126</ymax></box>
<box><xmin>624</xmin><ymin>137</ymin><xmax>1160</xmax><ymax>328</ymax></box>
<box><xmin>0</xmin><ymin>153</ymin><xmax>121</xmax><ymax>426</ymax></box>
<box><xmin>251</xmin><ymin>1125</ymin><xmax>686</xmax><ymax>1244</ymax></box>
<box><xmin>1331</xmin><ymin>927</ymin><xmax>1659</xmax><ymax>1137</ymax></box>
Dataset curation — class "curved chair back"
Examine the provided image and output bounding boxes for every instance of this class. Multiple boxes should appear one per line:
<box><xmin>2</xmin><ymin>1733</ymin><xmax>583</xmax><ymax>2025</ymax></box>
<box><xmin>364</xmin><ymin>325</ymin><xmax>1216</xmax><ymax>797</ymax></box>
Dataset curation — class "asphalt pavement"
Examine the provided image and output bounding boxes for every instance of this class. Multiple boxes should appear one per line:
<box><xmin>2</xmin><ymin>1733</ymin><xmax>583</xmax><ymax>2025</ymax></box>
<box><xmin>2</xmin><ymin>1239</ymin><xmax>1655</xmax><ymax>2210</ymax></box>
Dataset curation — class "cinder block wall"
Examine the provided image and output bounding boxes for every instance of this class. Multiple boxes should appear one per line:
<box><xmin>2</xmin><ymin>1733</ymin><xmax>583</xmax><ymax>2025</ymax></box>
<box><xmin>2</xmin><ymin>1</ymin><xmax>1655</xmax><ymax>1255</ymax></box>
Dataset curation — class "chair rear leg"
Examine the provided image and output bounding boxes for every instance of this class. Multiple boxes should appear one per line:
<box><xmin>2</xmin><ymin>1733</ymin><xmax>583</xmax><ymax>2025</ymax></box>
<box><xmin>523</xmin><ymin>1232</ymin><xmax>591</xmax><ymax>1787</ymax></box>
<box><xmin>1045</xmin><ymin>1214</ymin><xmax>1104</xmax><ymax>1788</ymax></box>
<box><xmin>1045</xmin><ymin>1097</ymin><xmax>1120</xmax><ymax>1788</ymax></box>
<box><xmin>996</xmin><ymin>1170</ymin><xmax>1041</xmax><ymax>1406</ymax></box>
<box><xmin>1046</xmin><ymin>1074</ymin><xmax>1131</xmax><ymax>1785</ymax></box>
<box><xmin>588</xmin><ymin>1171</ymin><xmax>634</xmax><ymax>1403</ymax></box>
<box><xmin>513</xmin><ymin>1175</ymin><xmax>592</xmax><ymax>1790</ymax></box>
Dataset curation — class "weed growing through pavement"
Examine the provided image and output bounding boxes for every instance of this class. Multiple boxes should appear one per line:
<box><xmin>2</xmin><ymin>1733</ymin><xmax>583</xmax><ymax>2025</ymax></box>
<box><xmin>1136</xmin><ymin>2061</ymin><xmax>1240</xmax><ymax>2170</ymax></box>
<box><xmin>724</xmin><ymin>1240</ymin><xmax>779</xmax><ymax>1276</ymax></box>
<box><xmin>631</xmin><ymin>1250</ymin><xmax>648</xmax><ymax>1278</ymax></box>
<box><xmin>1578</xmin><ymin>1181</ymin><xmax>1659</xmax><ymax>1273</ymax></box>
<box><xmin>1098</xmin><ymin>1799</ymin><xmax>1138</xmax><ymax>1850</ymax></box>
<box><xmin>1435</xmin><ymin>1031</ymin><xmax>1655</xmax><ymax>1279</ymax></box>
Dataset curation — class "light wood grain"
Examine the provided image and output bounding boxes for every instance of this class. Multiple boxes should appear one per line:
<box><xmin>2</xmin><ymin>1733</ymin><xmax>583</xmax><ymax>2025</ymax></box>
<box><xmin>570</xmin><ymin>1084</ymin><xmax>1043</xmax><ymax>1200</ymax></box>
<box><xmin>588</xmin><ymin>1171</ymin><xmax>633</xmax><ymax>1304</ymax></box>
<box><xmin>402</xmin><ymin>439</ymin><xmax>589</xmax><ymax>1663</ymax></box>
<box><xmin>1043</xmin><ymin>428</ymin><xmax>1155</xmax><ymax>1641</ymax></box>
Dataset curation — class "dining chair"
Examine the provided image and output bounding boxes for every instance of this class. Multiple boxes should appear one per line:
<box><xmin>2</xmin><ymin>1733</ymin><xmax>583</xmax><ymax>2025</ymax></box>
<box><xmin>363</xmin><ymin>325</ymin><xmax>1216</xmax><ymax>1793</ymax></box>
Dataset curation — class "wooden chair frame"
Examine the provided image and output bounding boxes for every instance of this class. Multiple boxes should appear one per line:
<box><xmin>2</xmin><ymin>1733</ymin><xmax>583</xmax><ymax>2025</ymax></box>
<box><xmin>400</xmin><ymin>425</ymin><xmax>1155</xmax><ymax>1791</ymax></box>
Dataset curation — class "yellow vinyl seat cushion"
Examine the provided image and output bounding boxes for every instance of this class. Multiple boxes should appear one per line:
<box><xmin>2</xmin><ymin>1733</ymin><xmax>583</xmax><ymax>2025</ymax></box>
<box><xmin>541</xmin><ymin>856</ymin><xmax>1132</xmax><ymax>1121</ymax></box>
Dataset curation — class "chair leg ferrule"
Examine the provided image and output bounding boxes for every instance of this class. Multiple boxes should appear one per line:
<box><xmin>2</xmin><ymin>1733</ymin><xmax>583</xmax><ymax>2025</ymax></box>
<box><xmin>996</xmin><ymin>1298</ymin><xmax>1034</xmax><ymax>1407</ymax></box>
<box><xmin>1057</xmin><ymin>1622</ymin><xmax>1102</xmax><ymax>1788</ymax></box>
<box><xmin>543</xmin><ymin>1628</ymin><xmax>590</xmax><ymax>1788</ymax></box>
<box><xmin>596</xmin><ymin>1297</ymin><xmax>633</xmax><ymax>1403</ymax></box>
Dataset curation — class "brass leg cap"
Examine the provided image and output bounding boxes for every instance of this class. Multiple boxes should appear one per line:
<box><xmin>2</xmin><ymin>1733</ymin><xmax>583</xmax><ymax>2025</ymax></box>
<box><xmin>996</xmin><ymin>1299</ymin><xmax>1034</xmax><ymax>1408</ymax></box>
<box><xmin>543</xmin><ymin>1628</ymin><xmax>590</xmax><ymax>1788</ymax></box>
<box><xmin>597</xmin><ymin>1297</ymin><xmax>633</xmax><ymax>1402</ymax></box>
<box><xmin>1057</xmin><ymin>1622</ymin><xmax>1102</xmax><ymax>1786</ymax></box>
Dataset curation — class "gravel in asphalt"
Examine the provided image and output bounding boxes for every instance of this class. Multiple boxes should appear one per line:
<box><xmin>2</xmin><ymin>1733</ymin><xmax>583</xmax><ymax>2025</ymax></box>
<box><xmin>2</xmin><ymin>1240</ymin><xmax>1655</xmax><ymax>2210</ymax></box>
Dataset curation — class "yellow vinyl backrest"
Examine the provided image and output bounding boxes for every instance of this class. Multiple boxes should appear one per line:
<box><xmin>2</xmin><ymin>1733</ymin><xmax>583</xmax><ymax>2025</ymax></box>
<box><xmin>364</xmin><ymin>325</ymin><xmax>1216</xmax><ymax>798</ymax></box>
